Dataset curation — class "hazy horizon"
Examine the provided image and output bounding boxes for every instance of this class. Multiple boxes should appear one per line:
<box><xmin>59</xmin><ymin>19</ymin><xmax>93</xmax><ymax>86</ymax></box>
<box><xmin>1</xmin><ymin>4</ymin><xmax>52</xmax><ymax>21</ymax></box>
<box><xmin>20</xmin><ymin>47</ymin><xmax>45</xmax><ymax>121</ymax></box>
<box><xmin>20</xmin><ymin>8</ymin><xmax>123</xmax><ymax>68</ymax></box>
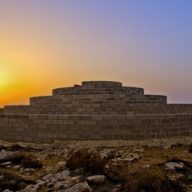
<box><xmin>0</xmin><ymin>0</ymin><xmax>192</xmax><ymax>107</ymax></box>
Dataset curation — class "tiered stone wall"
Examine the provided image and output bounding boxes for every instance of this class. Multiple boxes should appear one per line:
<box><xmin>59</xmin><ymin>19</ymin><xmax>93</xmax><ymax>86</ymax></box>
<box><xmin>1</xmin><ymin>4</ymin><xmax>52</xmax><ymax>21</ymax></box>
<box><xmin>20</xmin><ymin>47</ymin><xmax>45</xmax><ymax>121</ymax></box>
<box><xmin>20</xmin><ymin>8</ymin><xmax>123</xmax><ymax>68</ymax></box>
<box><xmin>0</xmin><ymin>108</ymin><xmax>4</xmax><ymax>115</ymax></box>
<box><xmin>4</xmin><ymin>105</ymin><xmax>31</xmax><ymax>115</ymax></box>
<box><xmin>0</xmin><ymin>81</ymin><xmax>192</xmax><ymax>142</ymax></box>
<box><xmin>0</xmin><ymin>113</ymin><xmax>191</xmax><ymax>142</ymax></box>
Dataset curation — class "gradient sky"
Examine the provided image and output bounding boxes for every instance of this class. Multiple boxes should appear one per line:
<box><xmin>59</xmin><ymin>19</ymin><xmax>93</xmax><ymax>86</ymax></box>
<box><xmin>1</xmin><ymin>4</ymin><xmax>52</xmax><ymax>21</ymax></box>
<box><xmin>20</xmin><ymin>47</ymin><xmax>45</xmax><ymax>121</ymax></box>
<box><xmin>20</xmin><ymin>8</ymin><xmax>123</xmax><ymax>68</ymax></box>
<box><xmin>0</xmin><ymin>0</ymin><xmax>192</xmax><ymax>106</ymax></box>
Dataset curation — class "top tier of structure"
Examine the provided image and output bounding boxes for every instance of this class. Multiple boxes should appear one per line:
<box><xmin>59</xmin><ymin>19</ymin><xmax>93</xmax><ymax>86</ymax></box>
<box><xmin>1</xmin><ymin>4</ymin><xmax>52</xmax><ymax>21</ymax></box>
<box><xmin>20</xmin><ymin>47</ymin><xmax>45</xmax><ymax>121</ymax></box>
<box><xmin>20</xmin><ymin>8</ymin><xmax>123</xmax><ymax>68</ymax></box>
<box><xmin>53</xmin><ymin>81</ymin><xmax>144</xmax><ymax>95</ymax></box>
<box><xmin>82</xmin><ymin>81</ymin><xmax>122</xmax><ymax>88</ymax></box>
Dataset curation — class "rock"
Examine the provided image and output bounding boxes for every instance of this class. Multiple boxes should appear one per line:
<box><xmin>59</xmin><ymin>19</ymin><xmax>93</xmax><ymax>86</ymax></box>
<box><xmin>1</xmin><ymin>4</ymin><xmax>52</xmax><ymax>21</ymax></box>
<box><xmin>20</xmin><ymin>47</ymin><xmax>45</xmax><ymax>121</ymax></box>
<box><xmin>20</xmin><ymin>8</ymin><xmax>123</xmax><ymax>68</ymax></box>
<box><xmin>13</xmin><ymin>165</ymin><xmax>21</xmax><ymax>169</ymax></box>
<box><xmin>86</xmin><ymin>175</ymin><xmax>106</xmax><ymax>184</ymax></box>
<box><xmin>24</xmin><ymin>168</ymin><xmax>35</xmax><ymax>172</ymax></box>
<box><xmin>99</xmin><ymin>149</ymin><xmax>116</xmax><ymax>159</ymax></box>
<box><xmin>54</xmin><ymin>181</ymin><xmax>66</xmax><ymax>190</ymax></box>
<box><xmin>111</xmin><ymin>184</ymin><xmax>122</xmax><ymax>192</ymax></box>
<box><xmin>42</xmin><ymin>173</ymin><xmax>54</xmax><ymax>182</ymax></box>
<box><xmin>54</xmin><ymin>161</ymin><xmax>67</xmax><ymax>172</ymax></box>
<box><xmin>163</xmin><ymin>145</ymin><xmax>171</xmax><ymax>149</ymax></box>
<box><xmin>1</xmin><ymin>161</ymin><xmax>12</xmax><ymax>166</ymax></box>
<box><xmin>102</xmin><ymin>153</ymin><xmax>141</xmax><ymax>181</ymax></box>
<box><xmin>45</xmin><ymin>166</ymin><xmax>53</xmax><ymax>173</ymax></box>
<box><xmin>3</xmin><ymin>190</ymin><xmax>12</xmax><ymax>192</ymax></box>
<box><xmin>73</xmin><ymin>168</ymin><xmax>84</xmax><ymax>175</ymax></box>
<box><xmin>66</xmin><ymin>175</ymin><xmax>84</xmax><ymax>188</ymax></box>
<box><xmin>164</xmin><ymin>162</ymin><xmax>184</xmax><ymax>170</ymax></box>
<box><xmin>61</xmin><ymin>169</ymin><xmax>71</xmax><ymax>179</ymax></box>
<box><xmin>54</xmin><ymin>175</ymin><xmax>84</xmax><ymax>190</ymax></box>
<box><xmin>0</xmin><ymin>151</ymin><xmax>16</xmax><ymax>163</ymax></box>
<box><xmin>133</xmin><ymin>148</ymin><xmax>144</xmax><ymax>153</ymax></box>
<box><xmin>21</xmin><ymin>184</ymin><xmax>38</xmax><ymax>192</ymax></box>
<box><xmin>63</xmin><ymin>182</ymin><xmax>92</xmax><ymax>192</ymax></box>
<box><xmin>37</xmin><ymin>180</ymin><xmax>46</xmax><ymax>186</ymax></box>
<box><xmin>47</xmin><ymin>183</ymin><xmax>54</xmax><ymax>188</ymax></box>
<box><xmin>54</xmin><ymin>169</ymin><xmax>70</xmax><ymax>181</ymax></box>
<box><xmin>143</xmin><ymin>164</ymin><xmax>150</xmax><ymax>168</ymax></box>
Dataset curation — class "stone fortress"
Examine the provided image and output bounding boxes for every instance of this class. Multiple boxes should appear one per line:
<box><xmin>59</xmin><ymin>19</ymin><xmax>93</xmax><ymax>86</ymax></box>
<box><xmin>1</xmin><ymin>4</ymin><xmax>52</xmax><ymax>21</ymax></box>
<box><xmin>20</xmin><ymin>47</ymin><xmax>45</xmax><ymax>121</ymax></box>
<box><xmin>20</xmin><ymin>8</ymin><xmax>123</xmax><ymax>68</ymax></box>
<box><xmin>0</xmin><ymin>81</ymin><xmax>192</xmax><ymax>142</ymax></box>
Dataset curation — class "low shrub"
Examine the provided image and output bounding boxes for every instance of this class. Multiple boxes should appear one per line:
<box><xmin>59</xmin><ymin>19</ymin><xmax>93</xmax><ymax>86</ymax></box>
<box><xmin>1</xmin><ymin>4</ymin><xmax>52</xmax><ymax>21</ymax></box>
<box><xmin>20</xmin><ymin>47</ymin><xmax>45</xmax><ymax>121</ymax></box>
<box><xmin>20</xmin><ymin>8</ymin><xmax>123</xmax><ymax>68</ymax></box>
<box><xmin>21</xmin><ymin>154</ymin><xmax>42</xmax><ymax>169</ymax></box>
<box><xmin>120</xmin><ymin>167</ymin><xmax>185</xmax><ymax>192</ymax></box>
<box><xmin>66</xmin><ymin>149</ymin><xmax>108</xmax><ymax>174</ymax></box>
<box><xmin>0</xmin><ymin>169</ymin><xmax>33</xmax><ymax>191</ymax></box>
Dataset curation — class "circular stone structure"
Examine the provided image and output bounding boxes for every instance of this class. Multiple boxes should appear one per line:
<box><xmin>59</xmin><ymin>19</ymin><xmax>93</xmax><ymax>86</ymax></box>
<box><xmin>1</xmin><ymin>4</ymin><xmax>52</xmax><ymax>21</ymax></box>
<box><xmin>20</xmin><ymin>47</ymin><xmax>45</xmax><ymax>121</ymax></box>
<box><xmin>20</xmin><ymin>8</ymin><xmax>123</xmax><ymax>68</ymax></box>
<box><xmin>1</xmin><ymin>80</ymin><xmax>192</xmax><ymax>142</ymax></box>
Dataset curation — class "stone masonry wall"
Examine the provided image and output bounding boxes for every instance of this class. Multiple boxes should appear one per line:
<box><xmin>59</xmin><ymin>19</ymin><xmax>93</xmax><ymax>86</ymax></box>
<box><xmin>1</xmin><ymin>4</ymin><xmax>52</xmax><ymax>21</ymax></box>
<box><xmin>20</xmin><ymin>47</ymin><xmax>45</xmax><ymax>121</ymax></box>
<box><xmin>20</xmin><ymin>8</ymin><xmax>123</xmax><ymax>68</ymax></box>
<box><xmin>1</xmin><ymin>81</ymin><xmax>192</xmax><ymax>142</ymax></box>
<box><xmin>4</xmin><ymin>105</ymin><xmax>31</xmax><ymax>115</ymax></box>
<box><xmin>0</xmin><ymin>108</ymin><xmax>4</xmax><ymax>115</ymax></box>
<box><xmin>0</xmin><ymin>113</ymin><xmax>191</xmax><ymax>142</ymax></box>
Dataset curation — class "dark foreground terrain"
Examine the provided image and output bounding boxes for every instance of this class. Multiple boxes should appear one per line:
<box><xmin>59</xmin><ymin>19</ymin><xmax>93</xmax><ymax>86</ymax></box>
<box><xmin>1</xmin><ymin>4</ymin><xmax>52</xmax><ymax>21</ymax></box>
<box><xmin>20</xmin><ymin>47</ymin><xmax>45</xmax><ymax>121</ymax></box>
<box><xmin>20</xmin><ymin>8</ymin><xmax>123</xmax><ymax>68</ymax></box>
<box><xmin>1</xmin><ymin>137</ymin><xmax>192</xmax><ymax>192</ymax></box>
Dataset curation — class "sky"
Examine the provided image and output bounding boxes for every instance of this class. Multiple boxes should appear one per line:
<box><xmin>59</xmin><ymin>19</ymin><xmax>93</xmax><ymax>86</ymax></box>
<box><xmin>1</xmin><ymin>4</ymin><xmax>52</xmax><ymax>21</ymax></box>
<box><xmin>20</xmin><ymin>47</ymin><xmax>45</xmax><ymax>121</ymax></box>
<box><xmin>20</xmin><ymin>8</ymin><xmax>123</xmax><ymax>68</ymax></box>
<box><xmin>0</xmin><ymin>0</ymin><xmax>192</xmax><ymax>106</ymax></box>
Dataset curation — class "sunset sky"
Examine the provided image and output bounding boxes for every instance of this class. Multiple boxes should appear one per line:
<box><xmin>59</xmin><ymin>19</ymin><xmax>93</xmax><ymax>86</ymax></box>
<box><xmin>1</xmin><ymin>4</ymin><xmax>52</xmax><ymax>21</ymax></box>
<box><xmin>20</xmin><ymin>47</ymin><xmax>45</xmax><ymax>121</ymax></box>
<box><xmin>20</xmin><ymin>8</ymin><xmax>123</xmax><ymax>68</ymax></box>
<box><xmin>0</xmin><ymin>0</ymin><xmax>192</xmax><ymax>106</ymax></box>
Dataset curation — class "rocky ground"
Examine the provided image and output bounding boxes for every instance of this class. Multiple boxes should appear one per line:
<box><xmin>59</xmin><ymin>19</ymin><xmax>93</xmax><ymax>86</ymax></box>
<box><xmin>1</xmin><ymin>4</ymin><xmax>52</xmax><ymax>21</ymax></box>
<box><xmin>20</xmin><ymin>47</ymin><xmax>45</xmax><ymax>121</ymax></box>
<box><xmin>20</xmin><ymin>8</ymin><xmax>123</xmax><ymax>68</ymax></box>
<box><xmin>1</xmin><ymin>137</ymin><xmax>192</xmax><ymax>192</ymax></box>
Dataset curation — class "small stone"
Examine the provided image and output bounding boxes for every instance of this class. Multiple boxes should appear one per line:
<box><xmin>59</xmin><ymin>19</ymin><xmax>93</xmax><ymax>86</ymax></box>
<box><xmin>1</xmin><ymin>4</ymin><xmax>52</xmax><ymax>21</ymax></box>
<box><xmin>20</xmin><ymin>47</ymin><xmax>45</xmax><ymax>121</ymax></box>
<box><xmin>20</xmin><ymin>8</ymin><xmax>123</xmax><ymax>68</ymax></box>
<box><xmin>111</xmin><ymin>184</ymin><xmax>122</xmax><ymax>192</ymax></box>
<box><xmin>38</xmin><ymin>180</ymin><xmax>46</xmax><ymax>186</ymax></box>
<box><xmin>54</xmin><ymin>181</ymin><xmax>66</xmax><ymax>190</ymax></box>
<box><xmin>61</xmin><ymin>169</ymin><xmax>71</xmax><ymax>179</ymax></box>
<box><xmin>42</xmin><ymin>173</ymin><xmax>54</xmax><ymax>181</ymax></box>
<box><xmin>86</xmin><ymin>175</ymin><xmax>106</xmax><ymax>184</ymax></box>
<box><xmin>164</xmin><ymin>162</ymin><xmax>184</xmax><ymax>170</ymax></box>
<box><xmin>1</xmin><ymin>161</ymin><xmax>12</xmax><ymax>166</ymax></box>
<box><xmin>25</xmin><ymin>168</ymin><xmax>31</xmax><ymax>172</ymax></box>
<box><xmin>36</xmin><ymin>179</ymin><xmax>43</xmax><ymax>183</ymax></box>
<box><xmin>54</xmin><ymin>161</ymin><xmax>67</xmax><ymax>172</ymax></box>
<box><xmin>0</xmin><ymin>151</ymin><xmax>15</xmax><ymax>162</ymax></box>
<box><xmin>64</xmin><ymin>182</ymin><xmax>92</xmax><ymax>192</ymax></box>
<box><xmin>13</xmin><ymin>165</ymin><xmax>21</xmax><ymax>169</ymax></box>
<box><xmin>22</xmin><ymin>185</ymin><xmax>37</xmax><ymax>192</ymax></box>
<box><xmin>47</xmin><ymin>183</ymin><xmax>54</xmax><ymax>188</ymax></box>
<box><xmin>3</xmin><ymin>189</ymin><xmax>12</xmax><ymax>192</ymax></box>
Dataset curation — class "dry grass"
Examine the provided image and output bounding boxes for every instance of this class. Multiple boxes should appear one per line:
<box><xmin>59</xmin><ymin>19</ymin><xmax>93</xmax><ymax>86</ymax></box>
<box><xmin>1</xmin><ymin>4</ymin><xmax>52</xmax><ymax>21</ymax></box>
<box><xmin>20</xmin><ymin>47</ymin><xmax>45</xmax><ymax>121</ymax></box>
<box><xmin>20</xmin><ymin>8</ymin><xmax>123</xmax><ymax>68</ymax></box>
<box><xmin>121</xmin><ymin>167</ymin><xmax>185</xmax><ymax>192</ymax></box>
<box><xmin>66</xmin><ymin>148</ymin><xmax>108</xmax><ymax>174</ymax></box>
<box><xmin>21</xmin><ymin>154</ymin><xmax>42</xmax><ymax>169</ymax></box>
<box><xmin>0</xmin><ymin>168</ymin><xmax>34</xmax><ymax>191</ymax></box>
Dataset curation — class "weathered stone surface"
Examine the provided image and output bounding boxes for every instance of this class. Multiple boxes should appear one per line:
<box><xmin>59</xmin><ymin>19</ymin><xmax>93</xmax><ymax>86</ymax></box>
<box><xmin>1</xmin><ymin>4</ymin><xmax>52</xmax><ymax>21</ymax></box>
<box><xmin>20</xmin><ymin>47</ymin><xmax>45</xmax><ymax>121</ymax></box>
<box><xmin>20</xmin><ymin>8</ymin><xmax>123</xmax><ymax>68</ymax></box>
<box><xmin>86</xmin><ymin>175</ymin><xmax>106</xmax><ymax>184</ymax></box>
<box><xmin>164</xmin><ymin>162</ymin><xmax>184</xmax><ymax>170</ymax></box>
<box><xmin>54</xmin><ymin>161</ymin><xmax>67</xmax><ymax>173</ymax></box>
<box><xmin>62</xmin><ymin>182</ymin><xmax>92</xmax><ymax>192</ymax></box>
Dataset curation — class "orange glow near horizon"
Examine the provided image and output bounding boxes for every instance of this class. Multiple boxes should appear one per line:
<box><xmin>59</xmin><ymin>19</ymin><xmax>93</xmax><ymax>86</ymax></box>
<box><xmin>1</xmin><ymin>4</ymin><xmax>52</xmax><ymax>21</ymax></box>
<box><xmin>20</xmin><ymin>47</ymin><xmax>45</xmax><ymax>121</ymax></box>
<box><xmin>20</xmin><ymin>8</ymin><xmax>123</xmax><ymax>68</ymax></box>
<box><xmin>0</xmin><ymin>57</ymin><xmax>47</xmax><ymax>107</ymax></box>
